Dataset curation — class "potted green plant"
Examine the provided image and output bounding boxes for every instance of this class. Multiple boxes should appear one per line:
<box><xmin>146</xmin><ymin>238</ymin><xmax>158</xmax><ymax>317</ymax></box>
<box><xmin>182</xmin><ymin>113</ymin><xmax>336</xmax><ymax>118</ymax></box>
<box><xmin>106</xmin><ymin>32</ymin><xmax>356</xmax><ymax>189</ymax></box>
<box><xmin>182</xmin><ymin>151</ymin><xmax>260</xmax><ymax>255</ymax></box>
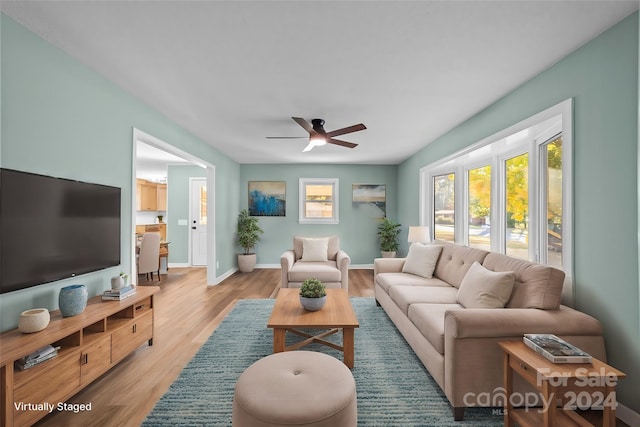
<box><xmin>299</xmin><ymin>278</ymin><xmax>327</xmax><ymax>311</ymax></box>
<box><xmin>237</xmin><ymin>209</ymin><xmax>264</xmax><ymax>272</ymax></box>
<box><xmin>377</xmin><ymin>217</ymin><xmax>402</xmax><ymax>257</ymax></box>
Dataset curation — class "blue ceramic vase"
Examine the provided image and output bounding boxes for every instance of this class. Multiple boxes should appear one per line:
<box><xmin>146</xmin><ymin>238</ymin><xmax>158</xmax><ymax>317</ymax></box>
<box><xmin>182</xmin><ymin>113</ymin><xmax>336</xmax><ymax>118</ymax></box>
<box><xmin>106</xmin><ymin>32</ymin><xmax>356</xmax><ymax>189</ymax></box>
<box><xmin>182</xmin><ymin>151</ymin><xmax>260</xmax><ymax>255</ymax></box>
<box><xmin>59</xmin><ymin>284</ymin><xmax>88</xmax><ymax>317</ymax></box>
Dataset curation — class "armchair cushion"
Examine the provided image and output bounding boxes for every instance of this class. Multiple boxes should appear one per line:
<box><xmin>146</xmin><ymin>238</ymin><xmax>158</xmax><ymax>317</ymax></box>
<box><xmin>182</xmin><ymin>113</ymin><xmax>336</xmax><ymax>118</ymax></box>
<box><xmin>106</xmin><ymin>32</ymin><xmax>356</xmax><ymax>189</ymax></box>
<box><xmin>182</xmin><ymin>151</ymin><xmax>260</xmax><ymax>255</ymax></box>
<box><xmin>301</xmin><ymin>237</ymin><xmax>329</xmax><ymax>262</ymax></box>
<box><xmin>288</xmin><ymin>261</ymin><xmax>342</xmax><ymax>283</ymax></box>
<box><xmin>294</xmin><ymin>236</ymin><xmax>340</xmax><ymax>261</ymax></box>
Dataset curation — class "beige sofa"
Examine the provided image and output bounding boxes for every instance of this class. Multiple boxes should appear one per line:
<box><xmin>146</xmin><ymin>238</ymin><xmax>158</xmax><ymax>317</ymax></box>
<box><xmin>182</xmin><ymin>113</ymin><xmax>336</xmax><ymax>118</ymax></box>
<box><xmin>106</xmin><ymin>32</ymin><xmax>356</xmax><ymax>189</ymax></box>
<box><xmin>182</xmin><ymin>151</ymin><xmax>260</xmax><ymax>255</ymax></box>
<box><xmin>281</xmin><ymin>236</ymin><xmax>350</xmax><ymax>290</ymax></box>
<box><xmin>374</xmin><ymin>241</ymin><xmax>606</xmax><ymax>421</ymax></box>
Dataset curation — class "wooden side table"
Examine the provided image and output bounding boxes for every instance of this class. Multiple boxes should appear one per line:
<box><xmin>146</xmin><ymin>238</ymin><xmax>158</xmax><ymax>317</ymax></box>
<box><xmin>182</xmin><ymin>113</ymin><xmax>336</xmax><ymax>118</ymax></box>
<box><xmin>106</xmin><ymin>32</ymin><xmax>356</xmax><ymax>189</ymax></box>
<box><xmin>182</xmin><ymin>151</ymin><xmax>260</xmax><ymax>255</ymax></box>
<box><xmin>499</xmin><ymin>341</ymin><xmax>625</xmax><ymax>427</ymax></box>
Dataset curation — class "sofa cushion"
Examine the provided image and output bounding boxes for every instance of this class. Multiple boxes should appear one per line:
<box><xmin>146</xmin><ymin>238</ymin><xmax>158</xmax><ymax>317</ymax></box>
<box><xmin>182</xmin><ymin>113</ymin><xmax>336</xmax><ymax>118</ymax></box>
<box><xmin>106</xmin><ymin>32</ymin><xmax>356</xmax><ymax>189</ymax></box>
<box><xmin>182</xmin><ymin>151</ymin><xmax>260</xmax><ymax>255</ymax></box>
<box><xmin>375</xmin><ymin>272</ymin><xmax>450</xmax><ymax>293</ymax></box>
<box><xmin>482</xmin><ymin>253</ymin><xmax>565</xmax><ymax>309</ymax></box>
<box><xmin>293</xmin><ymin>236</ymin><xmax>340</xmax><ymax>261</ymax></box>
<box><xmin>408</xmin><ymin>303</ymin><xmax>462</xmax><ymax>355</ymax></box>
<box><xmin>288</xmin><ymin>261</ymin><xmax>341</xmax><ymax>283</ymax></box>
<box><xmin>402</xmin><ymin>243</ymin><xmax>443</xmax><ymax>278</ymax></box>
<box><xmin>301</xmin><ymin>237</ymin><xmax>329</xmax><ymax>262</ymax></box>
<box><xmin>389</xmin><ymin>286</ymin><xmax>459</xmax><ymax>315</ymax></box>
<box><xmin>456</xmin><ymin>262</ymin><xmax>515</xmax><ymax>309</ymax></box>
<box><xmin>434</xmin><ymin>241</ymin><xmax>490</xmax><ymax>288</ymax></box>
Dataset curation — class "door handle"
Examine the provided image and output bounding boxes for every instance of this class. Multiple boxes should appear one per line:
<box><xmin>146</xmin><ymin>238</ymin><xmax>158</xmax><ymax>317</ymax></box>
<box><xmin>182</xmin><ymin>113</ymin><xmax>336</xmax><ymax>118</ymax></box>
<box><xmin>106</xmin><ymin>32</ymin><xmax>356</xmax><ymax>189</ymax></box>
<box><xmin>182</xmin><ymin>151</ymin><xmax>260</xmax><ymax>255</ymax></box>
<box><xmin>192</xmin><ymin>226</ymin><xmax>197</xmax><ymax>230</ymax></box>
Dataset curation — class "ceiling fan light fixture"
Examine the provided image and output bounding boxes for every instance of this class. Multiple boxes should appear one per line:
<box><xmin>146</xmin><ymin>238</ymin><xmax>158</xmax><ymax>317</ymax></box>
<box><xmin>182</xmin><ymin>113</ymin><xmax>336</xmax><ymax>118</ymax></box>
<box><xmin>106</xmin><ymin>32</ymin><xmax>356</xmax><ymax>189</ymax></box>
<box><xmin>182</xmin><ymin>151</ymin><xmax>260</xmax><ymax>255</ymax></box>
<box><xmin>310</xmin><ymin>135</ymin><xmax>326</xmax><ymax>145</ymax></box>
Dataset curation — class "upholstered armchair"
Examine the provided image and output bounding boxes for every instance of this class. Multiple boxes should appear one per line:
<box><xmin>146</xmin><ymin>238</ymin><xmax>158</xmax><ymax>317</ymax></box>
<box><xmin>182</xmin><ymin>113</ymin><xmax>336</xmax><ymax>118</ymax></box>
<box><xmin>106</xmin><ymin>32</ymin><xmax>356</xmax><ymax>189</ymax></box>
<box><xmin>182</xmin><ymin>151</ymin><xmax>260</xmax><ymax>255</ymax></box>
<box><xmin>280</xmin><ymin>236</ymin><xmax>350</xmax><ymax>290</ymax></box>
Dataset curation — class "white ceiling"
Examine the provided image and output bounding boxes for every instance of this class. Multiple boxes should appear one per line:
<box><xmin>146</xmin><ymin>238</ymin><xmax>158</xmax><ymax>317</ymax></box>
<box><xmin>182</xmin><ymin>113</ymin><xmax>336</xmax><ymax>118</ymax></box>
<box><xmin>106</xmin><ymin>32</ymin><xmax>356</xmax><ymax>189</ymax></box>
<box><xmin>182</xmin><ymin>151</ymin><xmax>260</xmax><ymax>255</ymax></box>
<box><xmin>2</xmin><ymin>1</ymin><xmax>638</xmax><ymax>165</ymax></box>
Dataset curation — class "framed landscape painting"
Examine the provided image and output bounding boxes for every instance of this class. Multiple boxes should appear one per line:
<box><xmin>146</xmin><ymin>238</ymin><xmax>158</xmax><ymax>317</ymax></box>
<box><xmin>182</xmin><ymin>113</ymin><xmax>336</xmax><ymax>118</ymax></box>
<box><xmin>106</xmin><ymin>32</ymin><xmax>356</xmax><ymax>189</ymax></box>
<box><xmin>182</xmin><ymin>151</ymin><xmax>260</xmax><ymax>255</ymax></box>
<box><xmin>248</xmin><ymin>181</ymin><xmax>286</xmax><ymax>216</ymax></box>
<box><xmin>352</xmin><ymin>184</ymin><xmax>386</xmax><ymax>216</ymax></box>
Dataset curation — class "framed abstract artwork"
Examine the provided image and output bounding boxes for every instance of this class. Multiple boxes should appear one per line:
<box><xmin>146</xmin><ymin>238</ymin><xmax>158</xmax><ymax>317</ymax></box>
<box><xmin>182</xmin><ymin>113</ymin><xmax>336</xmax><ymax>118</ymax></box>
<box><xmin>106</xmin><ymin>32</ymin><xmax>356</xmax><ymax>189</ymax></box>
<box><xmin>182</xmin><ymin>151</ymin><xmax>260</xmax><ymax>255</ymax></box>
<box><xmin>248</xmin><ymin>181</ymin><xmax>286</xmax><ymax>216</ymax></box>
<box><xmin>352</xmin><ymin>184</ymin><xmax>386</xmax><ymax>216</ymax></box>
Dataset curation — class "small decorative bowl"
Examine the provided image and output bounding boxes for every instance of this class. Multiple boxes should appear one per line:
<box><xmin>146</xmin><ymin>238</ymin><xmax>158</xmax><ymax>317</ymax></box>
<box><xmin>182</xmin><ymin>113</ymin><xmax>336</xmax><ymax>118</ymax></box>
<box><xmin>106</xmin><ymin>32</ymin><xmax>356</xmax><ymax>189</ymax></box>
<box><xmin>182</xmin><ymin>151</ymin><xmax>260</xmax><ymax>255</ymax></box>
<box><xmin>18</xmin><ymin>308</ymin><xmax>50</xmax><ymax>333</ymax></box>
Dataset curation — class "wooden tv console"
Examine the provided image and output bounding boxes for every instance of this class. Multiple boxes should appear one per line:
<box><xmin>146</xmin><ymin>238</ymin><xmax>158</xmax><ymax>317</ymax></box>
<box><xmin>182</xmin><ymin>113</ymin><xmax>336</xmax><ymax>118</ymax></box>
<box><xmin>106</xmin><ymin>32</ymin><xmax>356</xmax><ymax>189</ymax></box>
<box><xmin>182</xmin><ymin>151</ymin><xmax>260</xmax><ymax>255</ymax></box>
<box><xmin>0</xmin><ymin>286</ymin><xmax>159</xmax><ymax>427</ymax></box>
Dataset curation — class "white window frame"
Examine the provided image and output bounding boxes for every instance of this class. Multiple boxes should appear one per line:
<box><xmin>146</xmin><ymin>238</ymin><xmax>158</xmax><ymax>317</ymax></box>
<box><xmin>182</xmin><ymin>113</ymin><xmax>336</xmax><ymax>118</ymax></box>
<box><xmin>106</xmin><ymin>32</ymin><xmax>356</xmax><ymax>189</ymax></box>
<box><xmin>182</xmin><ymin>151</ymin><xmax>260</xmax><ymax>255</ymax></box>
<box><xmin>299</xmin><ymin>178</ymin><xmax>339</xmax><ymax>224</ymax></box>
<box><xmin>420</xmin><ymin>99</ymin><xmax>574</xmax><ymax>304</ymax></box>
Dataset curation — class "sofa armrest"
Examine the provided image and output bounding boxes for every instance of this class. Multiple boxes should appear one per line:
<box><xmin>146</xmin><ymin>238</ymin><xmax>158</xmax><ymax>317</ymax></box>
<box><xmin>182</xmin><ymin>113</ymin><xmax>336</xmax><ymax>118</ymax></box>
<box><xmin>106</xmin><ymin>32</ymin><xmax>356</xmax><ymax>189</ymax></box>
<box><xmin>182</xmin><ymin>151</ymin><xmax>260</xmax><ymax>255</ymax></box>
<box><xmin>444</xmin><ymin>305</ymin><xmax>603</xmax><ymax>339</ymax></box>
<box><xmin>336</xmin><ymin>250</ymin><xmax>351</xmax><ymax>290</ymax></box>
<box><xmin>373</xmin><ymin>257</ymin><xmax>406</xmax><ymax>275</ymax></box>
<box><xmin>280</xmin><ymin>250</ymin><xmax>295</xmax><ymax>288</ymax></box>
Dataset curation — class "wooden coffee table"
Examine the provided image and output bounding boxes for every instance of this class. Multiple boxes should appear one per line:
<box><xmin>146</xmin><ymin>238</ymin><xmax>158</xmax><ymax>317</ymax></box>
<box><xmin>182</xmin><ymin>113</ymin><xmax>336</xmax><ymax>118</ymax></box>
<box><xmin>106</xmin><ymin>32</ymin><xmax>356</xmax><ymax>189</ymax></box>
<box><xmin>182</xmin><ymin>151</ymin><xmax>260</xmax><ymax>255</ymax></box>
<box><xmin>267</xmin><ymin>288</ymin><xmax>359</xmax><ymax>368</ymax></box>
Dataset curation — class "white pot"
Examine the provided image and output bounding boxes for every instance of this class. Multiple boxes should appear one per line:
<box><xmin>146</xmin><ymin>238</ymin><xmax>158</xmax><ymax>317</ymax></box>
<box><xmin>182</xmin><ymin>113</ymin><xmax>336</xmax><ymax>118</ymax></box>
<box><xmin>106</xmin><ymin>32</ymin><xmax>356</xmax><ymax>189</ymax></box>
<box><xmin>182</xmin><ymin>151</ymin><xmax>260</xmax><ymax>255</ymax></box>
<box><xmin>381</xmin><ymin>251</ymin><xmax>396</xmax><ymax>258</ymax></box>
<box><xmin>18</xmin><ymin>308</ymin><xmax>50</xmax><ymax>333</ymax></box>
<box><xmin>238</xmin><ymin>253</ymin><xmax>257</xmax><ymax>273</ymax></box>
<box><xmin>111</xmin><ymin>276</ymin><xmax>125</xmax><ymax>290</ymax></box>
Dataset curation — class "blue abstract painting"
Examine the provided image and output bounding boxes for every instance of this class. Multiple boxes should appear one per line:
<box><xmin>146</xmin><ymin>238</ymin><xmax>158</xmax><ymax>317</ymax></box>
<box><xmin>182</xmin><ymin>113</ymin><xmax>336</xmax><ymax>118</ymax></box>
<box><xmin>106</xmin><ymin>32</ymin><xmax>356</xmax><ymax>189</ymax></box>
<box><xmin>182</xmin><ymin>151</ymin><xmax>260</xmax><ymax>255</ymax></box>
<box><xmin>248</xmin><ymin>181</ymin><xmax>286</xmax><ymax>216</ymax></box>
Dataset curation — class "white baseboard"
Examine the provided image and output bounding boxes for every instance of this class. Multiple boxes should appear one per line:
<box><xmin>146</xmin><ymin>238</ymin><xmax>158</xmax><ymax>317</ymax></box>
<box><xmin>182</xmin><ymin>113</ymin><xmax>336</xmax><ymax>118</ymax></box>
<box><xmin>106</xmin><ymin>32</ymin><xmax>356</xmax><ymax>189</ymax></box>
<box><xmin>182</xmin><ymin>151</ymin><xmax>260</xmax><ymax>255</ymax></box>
<box><xmin>168</xmin><ymin>262</ymin><xmax>190</xmax><ymax>268</ymax></box>
<box><xmin>617</xmin><ymin>403</ymin><xmax>640</xmax><ymax>426</ymax></box>
<box><xmin>256</xmin><ymin>264</ymin><xmax>280</xmax><ymax>269</ymax></box>
<box><xmin>213</xmin><ymin>268</ymin><xmax>237</xmax><ymax>285</ymax></box>
<box><xmin>350</xmin><ymin>264</ymin><xmax>374</xmax><ymax>269</ymax></box>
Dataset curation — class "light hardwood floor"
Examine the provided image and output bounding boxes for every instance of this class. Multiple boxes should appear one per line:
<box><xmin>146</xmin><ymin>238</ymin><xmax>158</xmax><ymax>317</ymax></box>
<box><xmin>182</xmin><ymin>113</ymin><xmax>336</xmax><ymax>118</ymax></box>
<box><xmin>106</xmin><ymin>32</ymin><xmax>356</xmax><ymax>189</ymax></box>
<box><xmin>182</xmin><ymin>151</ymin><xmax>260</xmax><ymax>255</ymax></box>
<box><xmin>34</xmin><ymin>268</ymin><xmax>373</xmax><ymax>427</ymax></box>
<box><xmin>34</xmin><ymin>267</ymin><xmax>625</xmax><ymax>427</ymax></box>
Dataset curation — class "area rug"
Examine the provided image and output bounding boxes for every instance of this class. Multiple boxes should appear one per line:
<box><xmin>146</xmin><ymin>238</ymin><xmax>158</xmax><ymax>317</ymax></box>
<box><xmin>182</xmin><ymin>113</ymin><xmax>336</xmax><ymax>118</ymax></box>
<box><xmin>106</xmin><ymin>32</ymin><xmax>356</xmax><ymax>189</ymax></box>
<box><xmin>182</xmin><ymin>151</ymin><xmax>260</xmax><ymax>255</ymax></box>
<box><xmin>143</xmin><ymin>298</ymin><xmax>502</xmax><ymax>426</ymax></box>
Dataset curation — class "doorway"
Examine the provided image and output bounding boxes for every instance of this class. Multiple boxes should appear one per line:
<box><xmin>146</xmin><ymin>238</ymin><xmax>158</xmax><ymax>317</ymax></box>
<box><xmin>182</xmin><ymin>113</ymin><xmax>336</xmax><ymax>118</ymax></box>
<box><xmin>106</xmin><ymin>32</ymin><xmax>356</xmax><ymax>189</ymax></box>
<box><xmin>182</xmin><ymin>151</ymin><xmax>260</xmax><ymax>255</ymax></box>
<box><xmin>132</xmin><ymin>128</ymin><xmax>216</xmax><ymax>285</ymax></box>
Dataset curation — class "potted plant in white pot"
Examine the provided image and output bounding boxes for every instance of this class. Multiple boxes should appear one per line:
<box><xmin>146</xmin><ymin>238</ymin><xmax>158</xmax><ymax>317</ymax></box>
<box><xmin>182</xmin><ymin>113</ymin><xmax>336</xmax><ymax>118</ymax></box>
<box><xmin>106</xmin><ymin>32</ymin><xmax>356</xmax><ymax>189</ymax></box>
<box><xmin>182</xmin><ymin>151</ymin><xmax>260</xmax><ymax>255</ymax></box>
<box><xmin>299</xmin><ymin>278</ymin><xmax>327</xmax><ymax>311</ymax></box>
<box><xmin>237</xmin><ymin>209</ymin><xmax>263</xmax><ymax>273</ymax></box>
<box><xmin>377</xmin><ymin>217</ymin><xmax>402</xmax><ymax>257</ymax></box>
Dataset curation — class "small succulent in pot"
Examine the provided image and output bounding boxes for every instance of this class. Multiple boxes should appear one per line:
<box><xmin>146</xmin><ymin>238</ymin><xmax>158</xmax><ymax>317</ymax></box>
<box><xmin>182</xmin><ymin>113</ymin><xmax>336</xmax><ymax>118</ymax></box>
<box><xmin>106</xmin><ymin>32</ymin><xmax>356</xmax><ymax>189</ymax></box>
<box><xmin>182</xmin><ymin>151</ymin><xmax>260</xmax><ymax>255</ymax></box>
<box><xmin>299</xmin><ymin>278</ymin><xmax>327</xmax><ymax>311</ymax></box>
<box><xmin>299</xmin><ymin>278</ymin><xmax>327</xmax><ymax>298</ymax></box>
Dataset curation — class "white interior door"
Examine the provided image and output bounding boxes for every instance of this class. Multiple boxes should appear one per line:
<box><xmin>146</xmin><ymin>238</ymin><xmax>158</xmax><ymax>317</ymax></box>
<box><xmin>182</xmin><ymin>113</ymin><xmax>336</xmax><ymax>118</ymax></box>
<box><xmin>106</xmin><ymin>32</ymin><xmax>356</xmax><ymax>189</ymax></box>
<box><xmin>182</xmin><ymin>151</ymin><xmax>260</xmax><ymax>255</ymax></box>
<box><xmin>190</xmin><ymin>178</ymin><xmax>207</xmax><ymax>266</ymax></box>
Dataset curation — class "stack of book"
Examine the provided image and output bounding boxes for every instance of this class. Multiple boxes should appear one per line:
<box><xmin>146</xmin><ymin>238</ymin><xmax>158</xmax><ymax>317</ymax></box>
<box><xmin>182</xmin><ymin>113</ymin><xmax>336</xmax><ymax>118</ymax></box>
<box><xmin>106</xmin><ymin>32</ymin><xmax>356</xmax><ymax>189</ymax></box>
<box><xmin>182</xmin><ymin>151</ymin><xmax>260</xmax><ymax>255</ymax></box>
<box><xmin>102</xmin><ymin>285</ymin><xmax>136</xmax><ymax>301</ymax></box>
<box><xmin>523</xmin><ymin>333</ymin><xmax>592</xmax><ymax>363</ymax></box>
<box><xmin>16</xmin><ymin>344</ymin><xmax>59</xmax><ymax>370</ymax></box>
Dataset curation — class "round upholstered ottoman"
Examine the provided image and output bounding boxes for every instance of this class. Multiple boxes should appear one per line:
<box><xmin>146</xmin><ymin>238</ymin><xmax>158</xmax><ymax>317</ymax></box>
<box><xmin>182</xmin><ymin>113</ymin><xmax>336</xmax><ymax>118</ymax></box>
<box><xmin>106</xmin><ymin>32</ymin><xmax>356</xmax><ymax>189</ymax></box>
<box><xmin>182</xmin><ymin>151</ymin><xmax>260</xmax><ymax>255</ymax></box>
<box><xmin>232</xmin><ymin>351</ymin><xmax>357</xmax><ymax>426</ymax></box>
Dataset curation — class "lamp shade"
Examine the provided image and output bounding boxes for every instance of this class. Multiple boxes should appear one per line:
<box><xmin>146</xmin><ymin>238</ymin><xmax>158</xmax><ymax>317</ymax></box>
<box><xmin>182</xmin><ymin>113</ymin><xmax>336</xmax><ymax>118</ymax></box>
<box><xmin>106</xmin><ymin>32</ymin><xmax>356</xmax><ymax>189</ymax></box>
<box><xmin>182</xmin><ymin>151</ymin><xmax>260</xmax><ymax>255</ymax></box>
<box><xmin>408</xmin><ymin>226</ymin><xmax>430</xmax><ymax>243</ymax></box>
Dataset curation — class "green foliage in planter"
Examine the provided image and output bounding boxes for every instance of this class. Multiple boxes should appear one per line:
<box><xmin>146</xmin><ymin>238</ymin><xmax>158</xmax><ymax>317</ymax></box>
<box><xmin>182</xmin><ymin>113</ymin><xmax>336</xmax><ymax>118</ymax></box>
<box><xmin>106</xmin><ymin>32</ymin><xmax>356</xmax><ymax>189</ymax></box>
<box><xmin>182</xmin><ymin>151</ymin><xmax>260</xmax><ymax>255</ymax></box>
<box><xmin>377</xmin><ymin>217</ymin><xmax>402</xmax><ymax>252</ymax></box>
<box><xmin>299</xmin><ymin>278</ymin><xmax>327</xmax><ymax>298</ymax></box>
<box><xmin>237</xmin><ymin>209</ymin><xmax>264</xmax><ymax>255</ymax></box>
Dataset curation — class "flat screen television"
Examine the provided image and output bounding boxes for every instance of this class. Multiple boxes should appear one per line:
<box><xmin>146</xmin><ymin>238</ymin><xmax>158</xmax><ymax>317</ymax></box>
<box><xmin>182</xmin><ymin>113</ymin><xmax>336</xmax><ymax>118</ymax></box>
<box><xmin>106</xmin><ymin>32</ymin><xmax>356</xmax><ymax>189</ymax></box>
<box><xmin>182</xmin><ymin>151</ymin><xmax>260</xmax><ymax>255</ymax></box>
<box><xmin>0</xmin><ymin>168</ymin><xmax>121</xmax><ymax>294</ymax></box>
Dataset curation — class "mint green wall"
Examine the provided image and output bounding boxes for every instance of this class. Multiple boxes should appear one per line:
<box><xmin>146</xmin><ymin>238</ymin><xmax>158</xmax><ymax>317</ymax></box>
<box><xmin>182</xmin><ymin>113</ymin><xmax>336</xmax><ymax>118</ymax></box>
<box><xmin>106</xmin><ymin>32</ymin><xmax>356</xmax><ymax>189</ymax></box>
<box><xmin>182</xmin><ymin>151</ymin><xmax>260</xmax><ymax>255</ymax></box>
<box><xmin>0</xmin><ymin>14</ymin><xmax>240</xmax><ymax>331</ymax></box>
<box><xmin>167</xmin><ymin>165</ymin><xmax>207</xmax><ymax>264</ymax></box>
<box><xmin>399</xmin><ymin>13</ymin><xmax>639</xmax><ymax>412</ymax></box>
<box><xmin>240</xmin><ymin>164</ymin><xmax>398</xmax><ymax>265</ymax></box>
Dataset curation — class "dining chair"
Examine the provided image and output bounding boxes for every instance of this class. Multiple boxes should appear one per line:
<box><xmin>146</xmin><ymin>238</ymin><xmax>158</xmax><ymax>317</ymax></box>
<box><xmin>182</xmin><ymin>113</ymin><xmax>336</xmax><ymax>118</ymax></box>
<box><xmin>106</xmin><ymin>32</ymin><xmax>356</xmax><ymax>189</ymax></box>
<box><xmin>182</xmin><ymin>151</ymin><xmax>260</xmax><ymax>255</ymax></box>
<box><xmin>137</xmin><ymin>232</ymin><xmax>161</xmax><ymax>282</ymax></box>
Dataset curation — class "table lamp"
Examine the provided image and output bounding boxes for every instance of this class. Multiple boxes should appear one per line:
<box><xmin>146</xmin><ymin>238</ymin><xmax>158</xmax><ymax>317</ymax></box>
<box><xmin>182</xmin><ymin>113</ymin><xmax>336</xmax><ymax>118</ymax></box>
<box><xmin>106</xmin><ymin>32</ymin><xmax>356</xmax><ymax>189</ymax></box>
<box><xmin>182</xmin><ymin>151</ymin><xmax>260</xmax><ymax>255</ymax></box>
<box><xmin>408</xmin><ymin>226</ymin><xmax>430</xmax><ymax>244</ymax></box>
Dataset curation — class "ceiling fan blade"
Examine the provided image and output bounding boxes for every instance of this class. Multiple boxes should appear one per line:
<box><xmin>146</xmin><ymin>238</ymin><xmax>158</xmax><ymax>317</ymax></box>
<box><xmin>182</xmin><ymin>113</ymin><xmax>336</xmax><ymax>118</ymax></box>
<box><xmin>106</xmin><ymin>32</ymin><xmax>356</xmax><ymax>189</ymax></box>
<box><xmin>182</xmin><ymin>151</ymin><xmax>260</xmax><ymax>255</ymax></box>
<box><xmin>328</xmin><ymin>138</ymin><xmax>358</xmax><ymax>149</ymax></box>
<box><xmin>326</xmin><ymin>123</ymin><xmax>366</xmax><ymax>138</ymax></box>
<box><xmin>292</xmin><ymin>117</ymin><xmax>314</xmax><ymax>134</ymax></box>
<box><xmin>302</xmin><ymin>141</ymin><xmax>316</xmax><ymax>152</ymax></box>
<box><xmin>265</xmin><ymin>136</ymin><xmax>308</xmax><ymax>139</ymax></box>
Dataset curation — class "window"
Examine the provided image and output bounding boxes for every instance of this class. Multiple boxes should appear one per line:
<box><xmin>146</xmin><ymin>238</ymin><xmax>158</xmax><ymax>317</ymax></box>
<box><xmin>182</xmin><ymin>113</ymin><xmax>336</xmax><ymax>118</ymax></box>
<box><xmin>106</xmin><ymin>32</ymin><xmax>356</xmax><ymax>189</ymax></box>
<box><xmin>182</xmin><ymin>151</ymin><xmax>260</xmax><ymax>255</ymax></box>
<box><xmin>505</xmin><ymin>153</ymin><xmax>529</xmax><ymax>259</ymax></box>
<box><xmin>420</xmin><ymin>99</ymin><xmax>572</xmax><ymax>299</ymax></box>
<box><xmin>467</xmin><ymin>165</ymin><xmax>491</xmax><ymax>250</ymax></box>
<box><xmin>433</xmin><ymin>173</ymin><xmax>455</xmax><ymax>242</ymax></box>
<box><xmin>543</xmin><ymin>135</ymin><xmax>563</xmax><ymax>268</ymax></box>
<box><xmin>299</xmin><ymin>178</ymin><xmax>339</xmax><ymax>224</ymax></box>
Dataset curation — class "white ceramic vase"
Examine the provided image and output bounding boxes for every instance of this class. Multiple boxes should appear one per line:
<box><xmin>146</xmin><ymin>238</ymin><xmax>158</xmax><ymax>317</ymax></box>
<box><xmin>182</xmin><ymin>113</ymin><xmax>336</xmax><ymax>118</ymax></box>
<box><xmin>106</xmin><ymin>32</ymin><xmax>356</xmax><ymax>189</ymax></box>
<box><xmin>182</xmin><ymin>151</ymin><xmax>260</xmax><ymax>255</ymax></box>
<box><xmin>111</xmin><ymin>276</ymin><xmax>125</xmax><ymax>290</ymax></box>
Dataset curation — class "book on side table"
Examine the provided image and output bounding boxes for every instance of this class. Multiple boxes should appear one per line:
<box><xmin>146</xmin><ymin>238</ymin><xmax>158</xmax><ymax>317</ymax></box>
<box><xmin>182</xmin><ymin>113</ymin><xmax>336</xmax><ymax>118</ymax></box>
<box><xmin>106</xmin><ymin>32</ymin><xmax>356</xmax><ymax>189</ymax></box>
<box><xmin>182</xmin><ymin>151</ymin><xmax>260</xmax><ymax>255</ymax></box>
<box><xmin>523</xmin><ymin>333</ymin><xmax>592</xmax><ymax>363</ymax></box>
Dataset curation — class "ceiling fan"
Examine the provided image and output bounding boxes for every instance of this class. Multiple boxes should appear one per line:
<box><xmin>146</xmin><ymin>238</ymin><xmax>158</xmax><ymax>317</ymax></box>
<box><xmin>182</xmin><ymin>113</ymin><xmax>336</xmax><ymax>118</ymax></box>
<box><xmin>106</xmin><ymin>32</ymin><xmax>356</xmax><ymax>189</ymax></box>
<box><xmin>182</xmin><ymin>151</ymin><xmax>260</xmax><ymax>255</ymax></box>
<box><xmin>267</xmin><ymin>117</ymin><xmax>366</xmax><ymax>152</ymax></box>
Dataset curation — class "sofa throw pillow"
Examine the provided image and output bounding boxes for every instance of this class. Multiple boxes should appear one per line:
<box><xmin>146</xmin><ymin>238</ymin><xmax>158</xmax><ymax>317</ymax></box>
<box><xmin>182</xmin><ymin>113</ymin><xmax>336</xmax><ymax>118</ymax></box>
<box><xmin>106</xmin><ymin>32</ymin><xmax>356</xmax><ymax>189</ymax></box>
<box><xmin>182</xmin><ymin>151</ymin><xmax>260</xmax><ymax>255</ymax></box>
<box><xmin>401</xmin><ymin>243</ymin><xmax>443</xmax><ymax>279</ymax></box>
<box><xmin>301</xmin><ymin>237</ymin><xmax>329</xmax><ymax>262</ymax></box>
<box><xmin>457</xmin><ymin>262</ymin><xmax>515</xmax><ymax>309</ymax></box>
